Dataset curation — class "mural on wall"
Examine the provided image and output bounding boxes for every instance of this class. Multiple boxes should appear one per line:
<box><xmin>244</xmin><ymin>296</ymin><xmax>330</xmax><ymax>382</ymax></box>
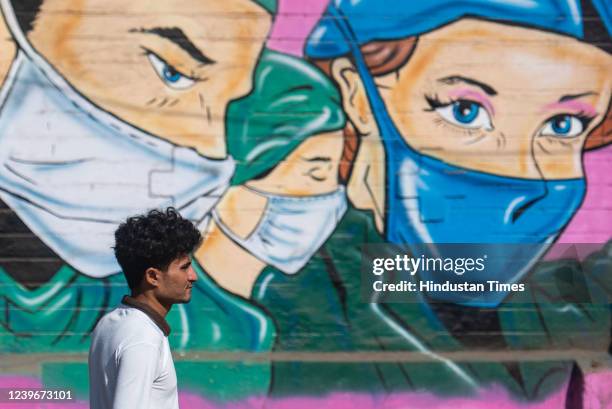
<box><xmin>0</xmin><ymin>0</ymin><xmax>610</xmax><ymax>408</ymax></box>
<box><xmin>0</xmin><ymin>0</ymin><xmax>277</xmax><ymax>403</ymax></box>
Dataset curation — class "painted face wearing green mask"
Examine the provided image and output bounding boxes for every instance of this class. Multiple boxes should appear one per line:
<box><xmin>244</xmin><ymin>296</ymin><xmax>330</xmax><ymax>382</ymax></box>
<box><xmin>221</xmin><ymin>48</ymin><xmax>348</xmax><ymax>274</ymax></box>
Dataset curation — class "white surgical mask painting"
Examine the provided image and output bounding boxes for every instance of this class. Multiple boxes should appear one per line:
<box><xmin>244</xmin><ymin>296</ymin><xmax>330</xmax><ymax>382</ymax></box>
<box><xmin>0</xmin><ymin>2</ymin><xmax>235</xmax><ymax>278</ymax></box>
<box><xmin>213</xmin><ymin>187</ymin><xmax>347</xmax><ymax>274</ymax></box>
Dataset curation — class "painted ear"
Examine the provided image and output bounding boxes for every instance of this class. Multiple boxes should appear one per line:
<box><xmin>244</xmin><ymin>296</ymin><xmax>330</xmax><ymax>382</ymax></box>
<box><xmin>331</xmin><ymin>58</ymin><xmax>377</xmax><ymax>137</ymax></box>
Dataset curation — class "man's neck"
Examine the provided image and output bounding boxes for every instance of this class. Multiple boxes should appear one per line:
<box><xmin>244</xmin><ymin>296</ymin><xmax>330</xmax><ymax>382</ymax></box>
<box><xmin>131</xmin><ymin>292</ymin><xmax>171</xmax><ymax>318</ymax></box>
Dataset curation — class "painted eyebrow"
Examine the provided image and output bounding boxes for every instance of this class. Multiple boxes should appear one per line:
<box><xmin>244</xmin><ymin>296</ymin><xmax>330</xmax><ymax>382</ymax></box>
<box><xmin>438</xmin><ymin>75</ymin><xmax>498</xmax><ymax>96</ymax></box>
<box><xmin>559</xmin><ymin>92</ymin><xmax>597</xmax><ymax>102</ymax></box>
<box><xmin>301</xmin><ymin>156</ymin><xmax>332</xmax><ymax>162</ymax></box>
<box><xmin>130</xmin><ymin>27</ymin><xmax>215</xmax><ymax>66</ymax></box>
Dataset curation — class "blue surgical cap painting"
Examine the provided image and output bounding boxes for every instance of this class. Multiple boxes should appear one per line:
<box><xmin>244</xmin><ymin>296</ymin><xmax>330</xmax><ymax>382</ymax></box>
<box><xmin>306</xmin><ymin>0</ymin><xmax>612</xmax><ymax>58</ymax></box>
<box><xmin>305</xmin><ymin>0</ymin><xmax>612</xmax><ymax>306</ymax></box>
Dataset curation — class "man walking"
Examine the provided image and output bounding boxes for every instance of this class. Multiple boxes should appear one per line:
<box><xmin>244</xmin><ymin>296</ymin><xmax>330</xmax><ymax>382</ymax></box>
<box><xmin>89</xmin><ymin>208</ymin><xmax>202</xmax><ymax>409</ymax></box>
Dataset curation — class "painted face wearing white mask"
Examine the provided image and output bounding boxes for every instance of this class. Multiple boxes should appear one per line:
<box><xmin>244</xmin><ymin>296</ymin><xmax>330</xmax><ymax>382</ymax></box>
<box><xmin>0</xmin><ymin>1</ymin><xmax>235</xmax><ymax>278</ymax></box>
<box><xmin>213</xmin><ymin>186</ymin><xmax>347</xmax><ymax>275</ymax></box>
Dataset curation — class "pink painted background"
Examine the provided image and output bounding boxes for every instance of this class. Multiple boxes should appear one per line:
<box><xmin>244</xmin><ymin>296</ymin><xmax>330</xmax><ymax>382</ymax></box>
<box><xmin>560</xmin><ymin>148</ymin><xmax>612</xmax><ymax>243</ymax></box>
<box><xmin>2</xmin><ymin>373</ymin><xmax>611</xmax><ymax>409</ymax></box>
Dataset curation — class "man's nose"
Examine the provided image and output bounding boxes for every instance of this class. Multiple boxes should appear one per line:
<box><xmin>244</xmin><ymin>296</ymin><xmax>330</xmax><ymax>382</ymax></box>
<box><xmin>188</xmin><ymin>266</ymin><xmax>198</xmax><ymax>282</ymax></box>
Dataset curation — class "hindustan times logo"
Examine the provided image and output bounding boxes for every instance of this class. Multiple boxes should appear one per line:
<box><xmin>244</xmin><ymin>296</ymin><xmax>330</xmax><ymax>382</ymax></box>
<box><xmin>372</xmin><ymin>254</ymin><xmax>487</xmax><ymax>276</ymax></box>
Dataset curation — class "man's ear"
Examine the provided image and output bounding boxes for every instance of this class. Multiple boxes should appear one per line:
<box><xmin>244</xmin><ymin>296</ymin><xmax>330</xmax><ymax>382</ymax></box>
<box><xmin>144</xmin><ymin>267</ymin><xmax>161</xmax><ymax>287</ymax></box>
<box><xmin>331</xmin><ymin>58</ymin><xmax>377</xmax><ymax>137</ymax></box>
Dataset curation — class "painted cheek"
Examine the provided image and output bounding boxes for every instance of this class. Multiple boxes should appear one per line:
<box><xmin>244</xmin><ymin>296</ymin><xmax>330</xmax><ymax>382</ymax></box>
<box><xmin>534</xmin><ymin>139</ymin><xmax>583</xmax><ymax>179</ymax></box>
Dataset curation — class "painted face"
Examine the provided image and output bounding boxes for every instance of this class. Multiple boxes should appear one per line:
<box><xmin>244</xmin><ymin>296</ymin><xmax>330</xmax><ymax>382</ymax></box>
<box><xmin>156</xmin><ymin>254</ymin><xmax>197</xmax><ymax>304</ymax></box>
<box><xmin>246</xmin><ymin>132</ymin><xmax>345</xmax><ymax>195</ymax></box>
<box><xmin>27</xmin><ymin>0</ymin><xmax>272</xmax><ymax>158</ymax></box>
<box><xmin>373</xmin><ymin>19</ymin><xmax>611</xmax><ymax>179</ymax></box>
<box><xmin>334</xmin><ymin>18</ymin><xmax>611</xmax><ymax>304</ymax></box>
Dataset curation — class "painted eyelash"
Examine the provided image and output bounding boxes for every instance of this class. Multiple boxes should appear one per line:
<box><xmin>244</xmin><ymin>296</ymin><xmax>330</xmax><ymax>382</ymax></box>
<box><xmin>424</xmin><ymin>93</ymin><xmax>456</xmax><ymax>111</ymax></box>
<box><xmin>541</xmin><ymin>111</ymin><xmax>596</xmax><ymax>136</ymax></box>
<box><xmin>572</xmin><ymin>111</ymin><xmax>596</xmax><ymax>128</ymax></box>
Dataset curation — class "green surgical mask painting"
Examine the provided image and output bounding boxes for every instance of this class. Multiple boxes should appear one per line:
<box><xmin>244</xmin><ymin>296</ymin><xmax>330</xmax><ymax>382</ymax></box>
<box><xmin>226</xmin><ymin>49</ymin><xmax>346</xmax><ymax>186</ymax></box>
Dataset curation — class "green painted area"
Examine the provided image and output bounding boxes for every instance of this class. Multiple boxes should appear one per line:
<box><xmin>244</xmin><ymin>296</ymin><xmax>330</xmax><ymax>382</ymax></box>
<box><xmin>40</xmin><ymin>360</ymin><xmax>271</xmax><ymax>402</ymax></box>
<box><xmin>42</xmin><ymin>362</ymin><xmax>89</xmax><ymax>401</ymax></box>
<box><xmin>0</xmin><ymin>265</ymin><xmax>122</xmax><ymax>353</ymax></box>
<box><xmin>254</xmin><ymin>0</ymin><xmax>276</xmax><ymax>13</ymax></box>
<box><xmin>175</xmin><ymin>361</ymin><xmax>270</xmax><ymax>401</ymax></box>
<box><xmin>0</xmin><ymin>261</ymin><xmax>275</xmax><ymax>402</ymax></box>
<box><xmin>253</xmin><ymin>206</ymin><xmax>612</xmax><ymax>400</ymax></box>
<box><xmin>1</xmin><ymin>209</ymin><xmax>609</xmax><ymax>403</ymax></box>
<box><xmin>227</xmin><ymin>49</ymin><xmax>346</xmax><ymax>186</ymax></box>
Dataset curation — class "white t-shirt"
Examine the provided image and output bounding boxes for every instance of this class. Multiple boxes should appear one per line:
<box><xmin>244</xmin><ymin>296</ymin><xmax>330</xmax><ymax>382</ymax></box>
<box><xmin>88</xmin><ymin>300</ymin><xmax>179</xmax><ymax>409</ymax></box>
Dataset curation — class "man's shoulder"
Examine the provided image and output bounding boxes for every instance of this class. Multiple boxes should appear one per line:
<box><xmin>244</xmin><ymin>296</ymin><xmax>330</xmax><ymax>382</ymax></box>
<box><xmin>92</xmin><ymin>304</ymin><xmax>165</xmax><ymax>348</ymax></box>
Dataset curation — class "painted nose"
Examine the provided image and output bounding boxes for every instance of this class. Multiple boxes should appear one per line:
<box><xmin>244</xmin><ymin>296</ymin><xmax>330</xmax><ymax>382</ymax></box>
<box><xmin>504</xmin><ymin>178</ymin><xmax>585</xmax><ymax>240</ymax></box>
<box><xmin>508</xmin><ymin>185</ymin><xmax>548</xmax><ymax>224</ymax></box>
<box><xmin>508</xmin><ymin>133</ymin><xmax>551</xmax><ymax>223</ymax></box>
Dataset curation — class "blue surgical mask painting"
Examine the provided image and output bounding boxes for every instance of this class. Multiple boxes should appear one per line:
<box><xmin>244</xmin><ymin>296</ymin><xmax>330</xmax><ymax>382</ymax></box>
<box><xmin>305</xmin><ymin>0</ymin><xmax>612</xmax><ymax>306</ymax></box>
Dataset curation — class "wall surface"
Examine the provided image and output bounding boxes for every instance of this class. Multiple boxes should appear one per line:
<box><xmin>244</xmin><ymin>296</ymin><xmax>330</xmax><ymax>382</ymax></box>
<box><xmin>0</xmin><ymin>0</ymin><xmax>610</xmax><ymax>408</ymax></box>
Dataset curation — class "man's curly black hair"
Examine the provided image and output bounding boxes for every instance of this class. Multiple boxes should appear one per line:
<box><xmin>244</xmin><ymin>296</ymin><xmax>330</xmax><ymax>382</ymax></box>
<box><xmin>114</xmin><ymin>207</ymin><xmax>202</xmax><ymax>291</ymax></box>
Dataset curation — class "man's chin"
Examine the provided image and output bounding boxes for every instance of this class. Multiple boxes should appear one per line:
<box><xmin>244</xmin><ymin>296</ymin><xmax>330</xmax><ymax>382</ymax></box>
<box><xmin>167</xmin><ymin>290</ymin><xmax>193</xmax><ymax>305</ymax></box>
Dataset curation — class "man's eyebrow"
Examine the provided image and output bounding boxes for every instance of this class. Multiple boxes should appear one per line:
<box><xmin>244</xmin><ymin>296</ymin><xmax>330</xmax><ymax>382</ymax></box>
<box><xmin>130</xmin><ymin>27</ymin><xmax>215</xmax><ymax>65</ymax></box>
<box><xmin>559</xmin><ymin>92</ymin><xmax>597</xmax><ymax>102</ymax></box>
<box><xmin>438</xmin><ymin>75</ymin><xmax>497</xmax><ymax>96</ymax></box>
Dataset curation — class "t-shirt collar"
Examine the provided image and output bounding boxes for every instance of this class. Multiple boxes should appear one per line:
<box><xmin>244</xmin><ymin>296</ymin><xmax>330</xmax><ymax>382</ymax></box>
<box><xmin>121</xmin><ymin>295</ymin><xmax>171</xmax><ymax>336</ymax></box>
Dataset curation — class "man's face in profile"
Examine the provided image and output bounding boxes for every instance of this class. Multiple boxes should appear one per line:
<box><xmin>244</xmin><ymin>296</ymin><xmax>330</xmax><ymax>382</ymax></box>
<box><xmin>156</xmin><ymin>254</ymin><xmax>197</xmax><ymax>304</ymax></box>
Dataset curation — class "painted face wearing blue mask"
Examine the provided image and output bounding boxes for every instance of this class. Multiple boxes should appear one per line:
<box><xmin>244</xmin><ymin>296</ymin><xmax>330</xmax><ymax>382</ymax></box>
<box><xmin>304</xmin><ymin>0</ymin><xmax>610</xmax><ymax>306</ymax></box>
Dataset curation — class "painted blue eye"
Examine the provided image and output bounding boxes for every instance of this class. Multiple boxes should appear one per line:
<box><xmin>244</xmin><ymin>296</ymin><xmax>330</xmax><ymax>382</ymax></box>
<box><xmin>146</xmin><ymin>52</ymin><xmax>196</xmax><ymax>90</ymax></box>
<box><xmin>452</xmin><ymin>101</ymin><xmax>480</xmax><ymax>124</ymax></box>
<box><xmin>551</xmin><ymin>115</ymin><xmax>572</xmax><ymax>134</ymax></box>
<box><xmin>434</xmin><ymin>99</ymin><xmax>493</xmax><ymax>131</ymax></box>
<box><xmin>162</xmin><ymin>66</ymin><xmax>182</xmax><ymax>83</ymax></box>
<box><xmin>539</xmin><ymin>114</ymin><xmax>586</xmax><ymax>138</ymax></box>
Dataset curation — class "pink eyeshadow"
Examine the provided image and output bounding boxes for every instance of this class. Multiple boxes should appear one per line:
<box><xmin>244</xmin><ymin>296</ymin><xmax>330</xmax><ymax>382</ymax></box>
<box><xmin>543</xmin><ymin>100</ymin><xmax>597</xmax><ymax>117</ymax></box>
<box><xmin>447</xmin><ymin>89</ymin><xmax>495</xmax><ymax>115</ymax></box>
